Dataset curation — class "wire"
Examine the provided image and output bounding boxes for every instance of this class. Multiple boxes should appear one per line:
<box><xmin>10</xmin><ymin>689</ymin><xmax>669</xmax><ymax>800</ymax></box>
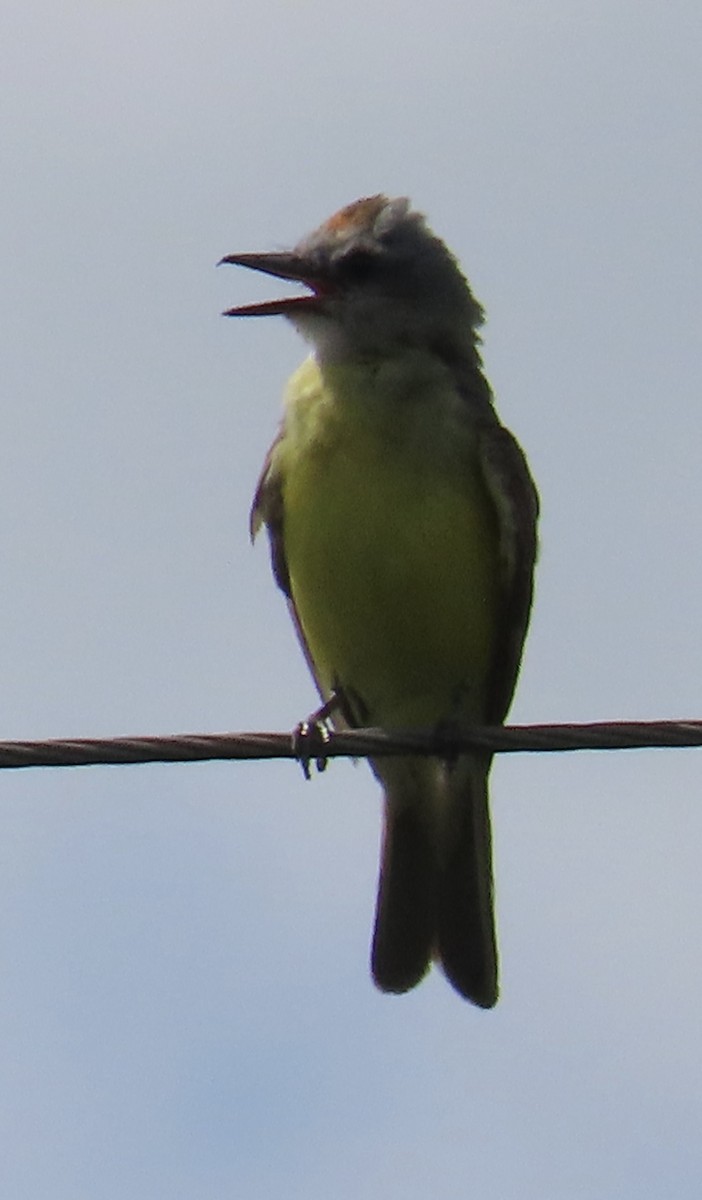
<box><xmin>0</xmin><ymin>719</ymin><xmax>701</xmax><ymax>771</ymax></box>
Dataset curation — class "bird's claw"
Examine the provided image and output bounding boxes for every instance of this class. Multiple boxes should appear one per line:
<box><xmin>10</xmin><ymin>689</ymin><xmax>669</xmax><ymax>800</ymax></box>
<box><xmin>292</xmin><ymin>717</ymin><xmax>332</xmax><ymax>779</ymax></box>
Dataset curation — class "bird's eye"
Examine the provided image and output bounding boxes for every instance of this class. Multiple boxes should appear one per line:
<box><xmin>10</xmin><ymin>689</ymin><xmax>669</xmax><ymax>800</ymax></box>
<box><xmin>339</xmin><ymin>249</ymin><xmax>377</xmax><ymax>283</ymax></box>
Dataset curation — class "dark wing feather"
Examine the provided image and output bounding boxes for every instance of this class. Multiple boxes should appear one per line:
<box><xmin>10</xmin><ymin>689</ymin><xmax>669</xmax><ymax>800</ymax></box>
<box><xmin>250</xmin><ymin>438</ymin><xmax>334</xmax><ymax>709</ymax></box>
<box><xmin>478</xmin><ymin>421</ymin><xmax>539</xmax><ymax>723</ymax></box>
<box><xmin>250</xmin><ymin>434</ymin><xmax>290</xmax><ymax>594</ymax></box>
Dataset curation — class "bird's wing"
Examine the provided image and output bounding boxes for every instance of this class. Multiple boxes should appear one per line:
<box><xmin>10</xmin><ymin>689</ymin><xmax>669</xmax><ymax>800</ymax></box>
<box><xmin>250</xmin><ymin>434</ymin><xmax>289</xmax><ymax>592</ymax></box>
<box><xmin>478</xmin><ymin>421</ymin><xmax>539</xmax><ymax>724</ymax></box>
<box><xmin>250</xmin><ymin>442</ymin><xmax>334</xmax><ymax>711</ymax></box>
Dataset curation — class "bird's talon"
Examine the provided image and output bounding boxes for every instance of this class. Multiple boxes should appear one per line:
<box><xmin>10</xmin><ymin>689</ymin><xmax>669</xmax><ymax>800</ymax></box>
<box><xmin>292</xmin><ymin>718</ymin><xmax>332</xmax><ymax>779</ymax></box>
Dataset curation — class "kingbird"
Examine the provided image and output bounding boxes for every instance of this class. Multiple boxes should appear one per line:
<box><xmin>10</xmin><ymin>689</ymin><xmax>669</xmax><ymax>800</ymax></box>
<box><xmin>221</xmin><ymin>196</ymin><xmax>538</xmax><ymax>1006</ymax></box>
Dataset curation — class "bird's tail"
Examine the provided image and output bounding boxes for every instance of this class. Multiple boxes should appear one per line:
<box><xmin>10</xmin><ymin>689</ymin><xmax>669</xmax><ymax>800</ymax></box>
<box><xmin>370</xmin><ymin>755</ymin><xmax>498</xmax><ymax>1007</ymax></box>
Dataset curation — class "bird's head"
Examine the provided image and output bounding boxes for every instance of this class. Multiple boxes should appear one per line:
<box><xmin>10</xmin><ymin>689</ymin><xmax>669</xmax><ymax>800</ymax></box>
<box><xmin>220</xmin><ymin>196</ymin><xmax>484</xmax><ymax>362</ymax></box>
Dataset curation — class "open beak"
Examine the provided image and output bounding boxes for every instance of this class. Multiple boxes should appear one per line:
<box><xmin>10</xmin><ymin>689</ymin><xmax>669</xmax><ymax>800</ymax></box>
<box><xmin>218</xmin><ymin>251</ymin><xmax>330</xmax><ymax>317</ymax></box>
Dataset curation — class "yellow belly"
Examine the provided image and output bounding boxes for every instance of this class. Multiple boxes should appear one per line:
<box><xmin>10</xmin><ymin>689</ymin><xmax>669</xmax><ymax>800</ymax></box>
<box><xmin>275</xmin><ymin>356</ymin><xmax>501</xmax><ymax>729</ymax></box>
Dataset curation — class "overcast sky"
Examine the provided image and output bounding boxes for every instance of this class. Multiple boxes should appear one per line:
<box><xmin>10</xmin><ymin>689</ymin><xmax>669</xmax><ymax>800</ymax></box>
<box><xmin>1</xmin><ymin>1</ymin><xmax>701</xmax><ymax>1196</ymax></box>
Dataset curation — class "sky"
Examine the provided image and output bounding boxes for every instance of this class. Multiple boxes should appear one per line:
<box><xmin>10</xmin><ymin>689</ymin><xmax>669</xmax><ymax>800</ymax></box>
<box><xmin>1</xmin><ymin>0</ymin><xmax>701</xmax><ymax>1196</ymax></box>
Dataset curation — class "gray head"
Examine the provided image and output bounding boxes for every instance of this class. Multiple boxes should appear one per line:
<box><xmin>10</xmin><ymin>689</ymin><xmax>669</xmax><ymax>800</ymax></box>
<box><xmin>221</xmin><ymin>195</ymin><xmax>485</xmax><ymax>364</ymax></box>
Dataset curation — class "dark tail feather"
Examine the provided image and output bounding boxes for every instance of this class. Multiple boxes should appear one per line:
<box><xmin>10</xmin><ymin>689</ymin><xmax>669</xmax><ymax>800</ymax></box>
<box><xmin>371</xmin><ymin>768</ymin><xmax>436</xmax><ymax>994</ymax></box>
<box><xmin>437</xmin><ymin>758</ymin><xmax>498</xmax><ymax>1008</ymax></box>
<box><xmin>370</xmin><ymin>756</ymin><xmax>498</xmax><ymax>1007</ymax></box>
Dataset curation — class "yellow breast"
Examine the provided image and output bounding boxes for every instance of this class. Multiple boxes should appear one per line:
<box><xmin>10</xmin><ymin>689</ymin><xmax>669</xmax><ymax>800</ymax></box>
<box><xmin>273</xmin><ymin>355</ymin><xmax>501</xmax><ymax>728</ymax></box>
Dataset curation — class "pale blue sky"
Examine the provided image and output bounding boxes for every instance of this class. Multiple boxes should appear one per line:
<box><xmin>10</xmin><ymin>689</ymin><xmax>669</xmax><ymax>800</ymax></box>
<box><xmin>1</xmin><ymin>1</ymin><xmax>701</xmax><ymax>1196</ymax></box>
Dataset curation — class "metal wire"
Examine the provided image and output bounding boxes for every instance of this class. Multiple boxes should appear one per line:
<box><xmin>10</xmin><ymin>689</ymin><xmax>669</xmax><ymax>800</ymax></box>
<box><xmin>0</xmin><ymin>719</ymin><xmax>700</xmax><ymax>771</ymax></box>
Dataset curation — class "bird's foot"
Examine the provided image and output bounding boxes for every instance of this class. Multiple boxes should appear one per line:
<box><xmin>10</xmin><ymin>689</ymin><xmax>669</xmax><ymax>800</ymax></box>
<box><xmin>291</xmin><ymin>694</ymin><xmax>342</xmax><ymax>780</ymax></box>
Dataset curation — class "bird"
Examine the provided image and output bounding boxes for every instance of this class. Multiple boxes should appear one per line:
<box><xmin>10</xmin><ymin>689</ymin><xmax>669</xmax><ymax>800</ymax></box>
<box><xmin>221</xmin><ymin>195</ymin><xmax>538</xmax><ymax>1006</ymax></box>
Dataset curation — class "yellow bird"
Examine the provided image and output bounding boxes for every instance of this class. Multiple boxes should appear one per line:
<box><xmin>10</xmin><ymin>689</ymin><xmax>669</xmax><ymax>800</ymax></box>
<box><xmin>221</xmin><ymin>196</ymin><xmax>538</xmax><ymax>1006</ymax></box>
